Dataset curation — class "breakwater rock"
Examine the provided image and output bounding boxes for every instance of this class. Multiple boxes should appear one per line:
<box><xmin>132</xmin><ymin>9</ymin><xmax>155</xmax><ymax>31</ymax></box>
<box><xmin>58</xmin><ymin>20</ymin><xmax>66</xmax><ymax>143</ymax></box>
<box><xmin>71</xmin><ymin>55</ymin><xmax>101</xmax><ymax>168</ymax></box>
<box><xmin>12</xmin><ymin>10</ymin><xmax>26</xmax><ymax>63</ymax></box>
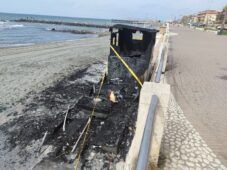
<box><xmin>50</xmin><ymin>28</ymin><xmax>95</xmax><ymax>34</ymax></box>
<box><xmin>14</xmin><ymin>19</ymin><xmax>111</xmax><ymax>29</ymax></box>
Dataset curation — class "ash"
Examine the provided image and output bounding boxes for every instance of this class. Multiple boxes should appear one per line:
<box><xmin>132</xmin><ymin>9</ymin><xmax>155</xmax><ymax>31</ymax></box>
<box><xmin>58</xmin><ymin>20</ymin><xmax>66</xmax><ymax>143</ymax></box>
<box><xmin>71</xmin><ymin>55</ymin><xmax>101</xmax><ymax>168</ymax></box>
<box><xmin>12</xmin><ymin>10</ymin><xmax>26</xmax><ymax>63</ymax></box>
<box><xmin>1</xmin><ymin>62</ymin><xmax>139</xmax><ymax>169</ymax></box>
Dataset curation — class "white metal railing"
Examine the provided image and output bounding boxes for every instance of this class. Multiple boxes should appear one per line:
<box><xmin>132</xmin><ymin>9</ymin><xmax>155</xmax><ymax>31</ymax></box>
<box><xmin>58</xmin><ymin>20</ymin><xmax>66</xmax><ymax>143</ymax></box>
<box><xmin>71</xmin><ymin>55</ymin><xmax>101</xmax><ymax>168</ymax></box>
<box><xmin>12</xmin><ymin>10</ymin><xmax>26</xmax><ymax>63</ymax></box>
<box><xmin>154</xmin><ymin>23</ymin><xmax>169</xmax><ymax>83</ymax></box>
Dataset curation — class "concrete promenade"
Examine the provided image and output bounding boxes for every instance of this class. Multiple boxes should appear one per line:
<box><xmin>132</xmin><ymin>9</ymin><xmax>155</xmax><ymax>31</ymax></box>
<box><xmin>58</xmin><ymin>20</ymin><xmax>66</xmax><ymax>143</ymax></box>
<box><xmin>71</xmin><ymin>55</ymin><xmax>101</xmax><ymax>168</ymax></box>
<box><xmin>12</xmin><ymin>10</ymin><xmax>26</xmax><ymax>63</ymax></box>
<box><xmin>166</xmin><ymin>26</ymin><xmax>227</xmax><ymax>166</ymax></box>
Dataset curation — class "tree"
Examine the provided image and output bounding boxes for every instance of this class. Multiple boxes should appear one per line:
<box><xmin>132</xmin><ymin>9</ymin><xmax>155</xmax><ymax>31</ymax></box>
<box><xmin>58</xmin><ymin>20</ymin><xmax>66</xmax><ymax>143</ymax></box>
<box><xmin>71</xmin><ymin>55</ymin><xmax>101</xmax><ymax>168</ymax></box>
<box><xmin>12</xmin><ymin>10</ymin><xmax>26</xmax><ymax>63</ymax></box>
<box><xmin>220</xmin><ymin>5</ymin><xmax>227</xmax><ymax>34</ymax></box>
<box><xmin>224</xmin><ymin>5</ymin><xmax>227</xmax><ymax>11</ymax></box>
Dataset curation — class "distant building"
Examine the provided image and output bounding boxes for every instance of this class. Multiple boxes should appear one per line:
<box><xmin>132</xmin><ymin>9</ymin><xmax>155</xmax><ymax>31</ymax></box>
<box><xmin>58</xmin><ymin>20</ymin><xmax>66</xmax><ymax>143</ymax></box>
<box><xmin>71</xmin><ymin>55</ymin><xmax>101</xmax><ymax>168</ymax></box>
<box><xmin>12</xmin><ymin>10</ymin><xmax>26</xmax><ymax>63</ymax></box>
<box><xmin>216</xmin><ymin>9</ymin><xmax>227</xmax><ymax>25</ymax></box>
<box><xmin>191</xmin><ymin>15</ymin><xmax>199</xmax><ymax>23</ymax></box>
<box><xmin>197</xmin><ymin>10</ymin><xmax>220</xmax><ymax>25</ymax></box>
<box><xmin>180</xmin><ymin>15</ymin><xmax>194</xmax><ymax>25</ymax></box>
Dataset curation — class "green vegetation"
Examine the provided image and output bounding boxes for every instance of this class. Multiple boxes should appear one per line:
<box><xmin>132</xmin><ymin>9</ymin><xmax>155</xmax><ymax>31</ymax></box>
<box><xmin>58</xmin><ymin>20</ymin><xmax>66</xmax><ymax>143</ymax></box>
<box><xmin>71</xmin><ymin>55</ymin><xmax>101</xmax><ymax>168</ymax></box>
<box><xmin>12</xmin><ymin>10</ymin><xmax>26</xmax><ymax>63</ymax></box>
<box><xmin>204</xmin><ymin>27</ymin><xmax>216</xmax><ymax>31</ymax></box>
<box><xmin>220</xmin><ymin>5</ymin><xmax>227</xmax><ymax>34</ymax></box>
<box><xmin>224</xmin><ymin>5</ymin><xmax>227</xmax><ymax>11</ymax></box>
<box><xmin>218</xmin><ymin>29</ymin><xmax>227</xmax><ymax>35</ymax></box>
<box><xmin>221</xmin><ymin>30</ymin><xmax>227</xmax><ymax>35</ymax></box>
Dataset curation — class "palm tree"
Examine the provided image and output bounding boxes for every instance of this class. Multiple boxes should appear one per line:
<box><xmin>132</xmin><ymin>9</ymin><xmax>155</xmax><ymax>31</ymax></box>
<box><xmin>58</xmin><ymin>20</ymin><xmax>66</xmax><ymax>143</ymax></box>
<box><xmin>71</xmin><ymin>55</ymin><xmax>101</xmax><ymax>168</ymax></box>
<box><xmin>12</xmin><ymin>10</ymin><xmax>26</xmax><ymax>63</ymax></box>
<box><xmin>220</xmin><ymin>5</ymin><xmax>227</xmax><ymax>34</ymax></box>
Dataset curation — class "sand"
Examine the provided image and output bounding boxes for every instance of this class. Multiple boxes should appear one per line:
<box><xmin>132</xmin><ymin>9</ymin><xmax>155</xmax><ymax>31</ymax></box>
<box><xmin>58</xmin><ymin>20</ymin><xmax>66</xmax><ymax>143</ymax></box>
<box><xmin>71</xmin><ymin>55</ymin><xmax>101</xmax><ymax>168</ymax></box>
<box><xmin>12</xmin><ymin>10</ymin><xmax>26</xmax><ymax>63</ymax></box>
<box><xmin>0</xmin><ymin>37</ymin><xmax>109</xmax><ymax>111</ymax></box>
<box><xmin>0</xmin><ymin>37</ymin><xmax>109</xmax><ymax>169</ymax></box>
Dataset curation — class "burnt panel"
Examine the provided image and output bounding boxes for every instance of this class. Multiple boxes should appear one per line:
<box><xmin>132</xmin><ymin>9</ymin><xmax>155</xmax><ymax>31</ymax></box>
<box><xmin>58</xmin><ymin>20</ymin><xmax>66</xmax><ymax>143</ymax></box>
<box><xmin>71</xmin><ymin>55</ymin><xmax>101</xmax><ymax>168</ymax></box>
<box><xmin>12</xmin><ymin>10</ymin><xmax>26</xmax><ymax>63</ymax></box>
<box><xmin>108</xmin><ymin>24</ymin><xmax>158</xmax><ymax>82</ymax></box>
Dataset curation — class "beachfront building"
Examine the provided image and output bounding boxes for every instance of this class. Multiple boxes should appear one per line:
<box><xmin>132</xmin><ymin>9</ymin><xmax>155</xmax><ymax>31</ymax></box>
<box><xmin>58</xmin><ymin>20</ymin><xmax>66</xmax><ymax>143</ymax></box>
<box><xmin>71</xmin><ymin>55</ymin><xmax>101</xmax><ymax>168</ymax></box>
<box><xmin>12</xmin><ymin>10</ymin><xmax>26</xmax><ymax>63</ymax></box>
<box><xmin>216</xmin><ymin>9</ymin><xmax>227</xmax><ymax>25</ymax></box>
<box><xmin>197</xmin><ymin>10</ymin><xmax>220</xmax><ymax>25</ymax></box>
<box><xmin>180</xmin><ymin>15</ymin><xmax>195</xmax><ymax>25</ymax></box>
<box><xmin>191</xmin><ymin>15</ymin><xmax>199</xmax><ymax>23</ymax></box>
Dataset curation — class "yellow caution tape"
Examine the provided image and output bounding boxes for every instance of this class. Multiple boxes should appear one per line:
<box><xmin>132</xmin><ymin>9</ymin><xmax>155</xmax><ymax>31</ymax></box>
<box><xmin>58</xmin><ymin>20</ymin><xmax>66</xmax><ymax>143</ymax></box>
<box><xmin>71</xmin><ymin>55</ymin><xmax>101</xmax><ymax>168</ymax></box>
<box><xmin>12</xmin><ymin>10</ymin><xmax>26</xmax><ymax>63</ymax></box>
<box><xmin>74</xmin><ymin>71</ymin><xmax>106</xmax><ymax>170</ymax></box>
<box><xmin>110</xmin><ymin>45</ymin><xmax>143</xmax><ymax>87</ymax></box>
<box><xmin>74</xmin><ymin>46</ymin><xmax>143</xmax><ymax>169</ymax></box>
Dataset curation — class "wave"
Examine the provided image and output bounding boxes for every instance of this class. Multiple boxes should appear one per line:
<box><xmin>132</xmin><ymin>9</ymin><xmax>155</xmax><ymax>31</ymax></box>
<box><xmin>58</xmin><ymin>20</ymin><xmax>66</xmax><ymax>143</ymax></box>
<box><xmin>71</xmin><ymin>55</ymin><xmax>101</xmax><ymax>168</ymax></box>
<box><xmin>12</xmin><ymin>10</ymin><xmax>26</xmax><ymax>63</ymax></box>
<box><xmin>0</xmin><ymin>21</ymin><xmax>6</xmax><ymax>25</ymax></box>
<box><xmin>0</xmin><ymin>43</ymin><xmax>34</xmax><ymax>48</ymax></box>
<box><xmin>0</xmin><ymin>22</ymin><xmax>24</xmax><ymax>29</ymax></box>
<box><xmin>10</xmin><ymin>24</ymin><xmax>24</xmax><ymax>28</ymax></box>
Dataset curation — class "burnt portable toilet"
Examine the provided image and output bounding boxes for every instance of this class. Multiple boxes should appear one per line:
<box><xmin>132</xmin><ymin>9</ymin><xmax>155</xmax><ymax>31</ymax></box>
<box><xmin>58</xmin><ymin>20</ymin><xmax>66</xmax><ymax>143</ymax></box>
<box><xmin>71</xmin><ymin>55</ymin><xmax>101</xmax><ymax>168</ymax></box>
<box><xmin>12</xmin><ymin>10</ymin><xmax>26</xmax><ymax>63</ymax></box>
<box><xmin>108</xmin><ymin>24</ymin><xmax>158</xmax><ymax>84</ymax></box>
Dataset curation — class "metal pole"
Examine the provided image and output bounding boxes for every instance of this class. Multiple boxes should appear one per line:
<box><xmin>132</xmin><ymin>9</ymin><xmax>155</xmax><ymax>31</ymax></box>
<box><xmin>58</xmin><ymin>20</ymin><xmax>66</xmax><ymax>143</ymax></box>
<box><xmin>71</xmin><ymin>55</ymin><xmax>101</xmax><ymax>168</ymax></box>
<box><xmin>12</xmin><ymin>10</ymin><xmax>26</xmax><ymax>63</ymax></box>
<box><xmin>155</xmin><ymin>44</ymin><xmax>165</xmax><ymax>83</ymax></box>
<box><xmin>136</xmin><ymin>95</ymin><xmax>159</xmax><ymax>170</ymax></box>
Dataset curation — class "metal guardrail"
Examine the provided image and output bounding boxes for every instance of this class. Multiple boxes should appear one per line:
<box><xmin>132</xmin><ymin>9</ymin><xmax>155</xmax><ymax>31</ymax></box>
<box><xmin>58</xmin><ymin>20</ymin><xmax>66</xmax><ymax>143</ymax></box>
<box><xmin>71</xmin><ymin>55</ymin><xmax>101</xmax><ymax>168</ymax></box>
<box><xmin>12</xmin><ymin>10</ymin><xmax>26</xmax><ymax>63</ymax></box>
<box><xmin>136</xmin><ymin>24</ymin><xmax>169</xmax><ymax>169</ymax></box>
<box><xmin>155</xmin><ymin>44</ymin><xmax>166</xmax><ymax>83</ymax></box>
<box><xmin>136</xmin><ymin>95</ymin><xmax>159</xmax><ymax>170</ymax></box>
<box><xmin>154</xmin><ymin>23</ymin><xmax>169</xmax><ymax>83</ymax></box>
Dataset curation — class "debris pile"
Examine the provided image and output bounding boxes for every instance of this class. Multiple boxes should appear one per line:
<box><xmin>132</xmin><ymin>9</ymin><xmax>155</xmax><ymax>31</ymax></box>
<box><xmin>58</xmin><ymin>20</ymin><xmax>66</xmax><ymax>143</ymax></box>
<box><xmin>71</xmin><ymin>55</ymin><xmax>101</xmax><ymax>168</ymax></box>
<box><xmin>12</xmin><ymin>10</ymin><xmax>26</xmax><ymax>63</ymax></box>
<box><xmin>1</xmin><ymin>62</ymin><xmax>139</xmax><ymax>169</ymax></box>
<box><xmin>1</xmin><ymin>25</ymin><xmax>158</xmax><ymax>169</ymax></box>
<box><xmin>108</xmin><ymin>24</ymin><xmax>157</xmax><ymax>82</ymax></box>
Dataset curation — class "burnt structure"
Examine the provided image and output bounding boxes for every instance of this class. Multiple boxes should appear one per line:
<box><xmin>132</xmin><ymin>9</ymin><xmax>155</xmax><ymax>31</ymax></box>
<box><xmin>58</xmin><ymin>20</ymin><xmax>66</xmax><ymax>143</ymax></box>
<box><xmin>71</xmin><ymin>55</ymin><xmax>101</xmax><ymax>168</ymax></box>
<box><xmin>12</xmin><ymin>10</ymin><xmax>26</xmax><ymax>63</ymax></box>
<box><xmin>108</xmin><ymin>24</ymin><xmax>158</xmax><ymax>83</ymax></box>
<box><xmin>2</xmin><ymin>25</ymin><xmax>158</xmax><ymax>169</ymax></box>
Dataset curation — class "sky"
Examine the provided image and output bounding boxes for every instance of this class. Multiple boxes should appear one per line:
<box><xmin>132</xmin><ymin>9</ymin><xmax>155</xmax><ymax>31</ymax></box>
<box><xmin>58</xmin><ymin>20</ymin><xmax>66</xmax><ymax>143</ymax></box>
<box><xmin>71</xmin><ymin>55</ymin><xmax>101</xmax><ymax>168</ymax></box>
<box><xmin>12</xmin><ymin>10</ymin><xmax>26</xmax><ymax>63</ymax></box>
<box><xmin>0</xmin><ymin>0</ymin><xmax>226</xmax><ymax>20</ymax></box>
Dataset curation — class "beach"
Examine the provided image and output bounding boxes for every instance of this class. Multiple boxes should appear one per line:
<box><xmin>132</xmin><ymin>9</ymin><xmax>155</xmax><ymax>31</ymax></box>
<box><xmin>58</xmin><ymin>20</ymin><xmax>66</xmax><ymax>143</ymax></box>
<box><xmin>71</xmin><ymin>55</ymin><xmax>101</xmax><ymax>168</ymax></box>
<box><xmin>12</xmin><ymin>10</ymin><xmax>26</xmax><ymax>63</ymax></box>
<box><xmin>0</xmin><ymin>12</ymin><xmax>152</xmax><ymax>169</ymax></box>
<box><xmin>0</xmin><ymin>33</ymin><xmax>139</xmax><ymax>169</ymax></box>
<box><xmin>0</xmin><ymin>12</ymin><xmax>159</xmax><ymax>169</ymax></box>
<box><xmin>0</xmin><ymin>36</ymin><xmax>109</xmax><ymax>109</ymax></box>
<box><xmin>0</xmin><ymin>36</ymin><xmax>110</xmax><ymax>169</ymax></box>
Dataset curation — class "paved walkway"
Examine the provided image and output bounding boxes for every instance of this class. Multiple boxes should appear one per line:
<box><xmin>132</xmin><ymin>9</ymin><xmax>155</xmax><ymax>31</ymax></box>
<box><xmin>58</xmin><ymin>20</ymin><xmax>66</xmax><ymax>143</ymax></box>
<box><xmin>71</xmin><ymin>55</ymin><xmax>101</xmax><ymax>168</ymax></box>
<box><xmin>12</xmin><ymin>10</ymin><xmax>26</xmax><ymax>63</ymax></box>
<box><xmin>166</xmin><ymin>26</ymin><xmax>227</xmax><ymax>166</ymax></box>
<box><xmin>160</xmin><ymin>94</ymin><xmax>226</xmax><ymax>169</ymax></box>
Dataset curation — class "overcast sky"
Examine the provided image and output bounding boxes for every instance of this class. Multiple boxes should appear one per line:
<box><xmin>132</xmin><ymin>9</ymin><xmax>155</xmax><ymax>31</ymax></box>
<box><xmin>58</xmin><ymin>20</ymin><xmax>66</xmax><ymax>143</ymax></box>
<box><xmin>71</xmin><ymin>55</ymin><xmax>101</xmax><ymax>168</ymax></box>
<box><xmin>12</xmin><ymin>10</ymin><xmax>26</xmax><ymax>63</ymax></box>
<box><xmin>0</xmin><ymin>0</ymin><xmax>226</xmax><ymax>20</ymax></box>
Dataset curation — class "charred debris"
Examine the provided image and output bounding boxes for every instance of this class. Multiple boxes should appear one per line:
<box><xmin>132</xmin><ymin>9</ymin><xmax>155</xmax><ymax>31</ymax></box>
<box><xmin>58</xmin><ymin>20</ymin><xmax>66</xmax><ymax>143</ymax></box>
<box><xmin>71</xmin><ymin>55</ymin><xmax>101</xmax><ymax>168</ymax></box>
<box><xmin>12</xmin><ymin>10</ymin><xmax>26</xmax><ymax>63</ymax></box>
<box><xmin>2</xmin><ymin>25</ymin><xmax>157</xmax><ymax>169</ymax></box>
<box><xmin>108</xmin><ymin>24</ymin><xmax>157</xmax><ymax>82</ymax></box>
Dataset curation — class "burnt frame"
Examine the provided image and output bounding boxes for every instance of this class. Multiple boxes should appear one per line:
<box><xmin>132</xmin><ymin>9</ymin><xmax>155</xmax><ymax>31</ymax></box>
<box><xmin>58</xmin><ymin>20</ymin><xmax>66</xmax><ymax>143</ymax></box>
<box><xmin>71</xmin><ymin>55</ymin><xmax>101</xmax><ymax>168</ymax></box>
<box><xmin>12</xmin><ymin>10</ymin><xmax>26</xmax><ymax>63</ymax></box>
<box><xmin>108</xmin><ymin>24</ymin><xmax>158</xmax><ymax>81</ymax></box>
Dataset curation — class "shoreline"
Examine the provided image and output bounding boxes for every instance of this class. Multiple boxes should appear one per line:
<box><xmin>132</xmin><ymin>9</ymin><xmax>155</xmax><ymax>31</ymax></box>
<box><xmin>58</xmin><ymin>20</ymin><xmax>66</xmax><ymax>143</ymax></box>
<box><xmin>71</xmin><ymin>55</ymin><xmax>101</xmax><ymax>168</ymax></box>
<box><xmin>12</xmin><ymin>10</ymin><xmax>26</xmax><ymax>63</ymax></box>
<box><xmin>0</xmin><ymin>18</ymin><xmax>110</xmax><ymax>49</ymax></box>
<box><xmin>0</xmin><ymin>33</ymin><xmax>110</xmax><ymax>49</ymax></box>
<box><xmin>0</xmin><ymin>31</ymin><xmax>137</xmax><ymax>169</ymax></box>
<box><xmin>0</xmin><ymin>36</ymin><xmax>109</xmax><ymax>108</ymax></box>
<box><xmin>0</xmin><ymin>35</ymin><xmax>109</xmax><ymax>169</ymax></box>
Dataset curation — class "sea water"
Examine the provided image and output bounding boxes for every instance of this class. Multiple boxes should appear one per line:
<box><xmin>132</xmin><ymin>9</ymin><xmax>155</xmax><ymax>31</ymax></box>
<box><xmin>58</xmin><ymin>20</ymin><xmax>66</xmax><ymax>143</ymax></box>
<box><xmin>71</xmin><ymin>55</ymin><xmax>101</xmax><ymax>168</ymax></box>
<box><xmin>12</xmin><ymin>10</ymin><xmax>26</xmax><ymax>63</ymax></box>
<box><xmin>0</xmin><ymin>12</ymin><xmax>111</xmax><ymax>47</ymax></box>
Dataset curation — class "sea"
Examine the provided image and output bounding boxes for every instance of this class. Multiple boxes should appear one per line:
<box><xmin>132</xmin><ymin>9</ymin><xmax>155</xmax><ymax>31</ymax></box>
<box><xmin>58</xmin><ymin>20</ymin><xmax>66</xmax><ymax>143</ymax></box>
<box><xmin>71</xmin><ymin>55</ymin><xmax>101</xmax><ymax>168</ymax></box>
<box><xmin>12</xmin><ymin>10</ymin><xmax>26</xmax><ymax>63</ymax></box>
<box><xmin>0</xmin><ymin>12</ymin><xmax>111</xmax><ymax>47</ymax></box>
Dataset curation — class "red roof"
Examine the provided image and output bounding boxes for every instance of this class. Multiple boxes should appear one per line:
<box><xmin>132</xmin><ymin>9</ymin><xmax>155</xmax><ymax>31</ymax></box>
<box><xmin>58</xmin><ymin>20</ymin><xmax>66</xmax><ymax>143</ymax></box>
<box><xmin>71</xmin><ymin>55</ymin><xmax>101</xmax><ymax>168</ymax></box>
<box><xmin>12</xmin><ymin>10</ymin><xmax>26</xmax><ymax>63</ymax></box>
<box><xmin>198</xmin><ymin>10</ymin><xmax>220</xmax><ymax>15</ymax></box>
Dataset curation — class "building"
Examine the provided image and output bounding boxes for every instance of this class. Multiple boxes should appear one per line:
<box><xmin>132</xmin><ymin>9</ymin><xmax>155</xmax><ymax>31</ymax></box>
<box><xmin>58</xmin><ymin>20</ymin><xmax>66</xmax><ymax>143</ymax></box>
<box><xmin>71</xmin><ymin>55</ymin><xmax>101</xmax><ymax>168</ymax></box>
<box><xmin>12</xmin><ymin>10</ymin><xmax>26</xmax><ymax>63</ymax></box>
<box><xmin>216</xmin><ymin>9</ymin><xmax>227</xmax><ymax>25</ymax></box>
<box><xmin>180</xmin><ymin>15</ymin><xmax>194</xmax><ymax>25</ymax></box>
<box><xmin>191</xmin><ymin>15</ymin><xmax>199</xmax><ymax>23</ymax></box>
<box><xmin>197</xmin><ymin>10</ymin><xmax>220</xmax><ymax>25</ymax></box>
